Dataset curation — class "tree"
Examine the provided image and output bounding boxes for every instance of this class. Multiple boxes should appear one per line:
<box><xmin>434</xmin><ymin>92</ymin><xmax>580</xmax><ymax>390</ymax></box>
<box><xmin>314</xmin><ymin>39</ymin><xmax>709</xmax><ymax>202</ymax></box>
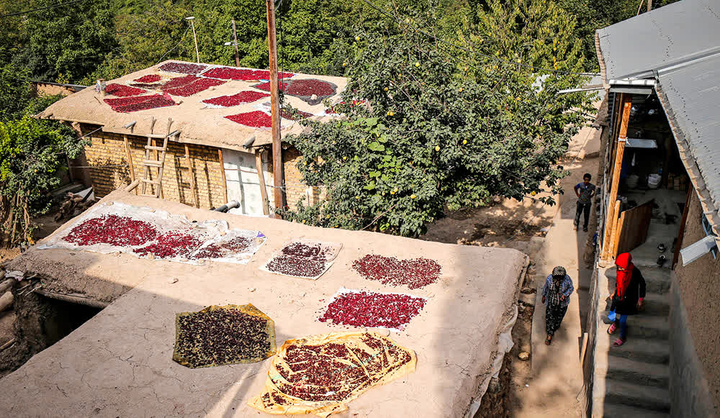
<box><xmin>284</xmin><ymin>10</ymin><xmax>591</xmax><ymax>236</ymax></box>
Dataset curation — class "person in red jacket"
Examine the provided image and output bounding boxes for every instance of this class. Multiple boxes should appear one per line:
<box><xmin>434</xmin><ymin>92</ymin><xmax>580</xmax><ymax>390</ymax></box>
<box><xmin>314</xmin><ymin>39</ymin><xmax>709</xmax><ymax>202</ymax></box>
<box><xmin>607</xmin><ymin>252</ymin><xmax>646</xmax><ymax>347</ymax></box>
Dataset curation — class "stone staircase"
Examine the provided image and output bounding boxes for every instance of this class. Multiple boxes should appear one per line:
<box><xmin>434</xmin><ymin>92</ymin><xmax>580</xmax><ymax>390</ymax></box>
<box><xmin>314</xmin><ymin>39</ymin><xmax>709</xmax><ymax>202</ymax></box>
<box><xmin>594</xmin><ymin>266</ymin><xmax>672</xmax><ymax>417</ymax></box>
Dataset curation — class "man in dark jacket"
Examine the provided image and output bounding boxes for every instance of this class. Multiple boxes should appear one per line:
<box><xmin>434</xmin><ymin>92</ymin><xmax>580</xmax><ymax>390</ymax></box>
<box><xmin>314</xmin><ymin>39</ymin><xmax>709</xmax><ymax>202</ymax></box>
<box><xmin>608</xmin><ymin>252</ymin><xmax>646</xmax><ymax>346</ymax></box>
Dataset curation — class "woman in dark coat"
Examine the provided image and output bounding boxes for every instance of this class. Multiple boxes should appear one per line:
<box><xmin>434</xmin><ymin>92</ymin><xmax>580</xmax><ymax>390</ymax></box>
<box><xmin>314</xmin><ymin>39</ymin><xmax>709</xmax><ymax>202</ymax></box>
<box><xmin>608</xmin><ymin>252</ymin><xmax>646</xmax><ymax>346</ymax></box>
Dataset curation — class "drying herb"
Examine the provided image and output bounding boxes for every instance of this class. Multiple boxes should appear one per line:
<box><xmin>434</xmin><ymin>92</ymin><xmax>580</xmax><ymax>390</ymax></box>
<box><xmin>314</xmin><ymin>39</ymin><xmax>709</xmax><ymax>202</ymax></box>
<box><xmin>159</xmin><ymin>62</ymin><xmax>208</xmax><ymax>75</ymax></box>
<box><xmin>319</xmin><ymin>290</ymin><xmax>426</xmax><ymax>329</ymax></box>
<box><xmin>104</xmin><ymin>94</ymin><xmax>176</xmax><ymax>113</ymax></box>
<box><xmin>105</xmin><ymin>83</ymin><xmax>147</xmax><ymax>97</ymax></box>
<box><xmin>266</xmin><ymin>254</ymin><xmax>326</xmax><ymax>277</ymax></box>
<box><xmin>63</xmin><ymin>215</ymin><xmax>158</xmax><ymax>247</ymax></box>
<box><xmin>352</xmin><ymin>254</ymin><xmax>441</xmax><ymax>289</ymax></box>
<box><xmin>202</xmin><ymin>91</ymin><xmax>269</xmax><ymax>107</ymax></box>
<box><xmin>173</xmin><ymin>304</ymin><xmax>276</xmax><ymax>368</ymax></box>
<box><xmin>191</xmin><ymin>236</ymin><xmax>252</xmax><ymax>260</ymax></box>
<box><xmin>134</xmin><ymin>231</ymin><xmax>202</xmax><ymax>259</ymax></box>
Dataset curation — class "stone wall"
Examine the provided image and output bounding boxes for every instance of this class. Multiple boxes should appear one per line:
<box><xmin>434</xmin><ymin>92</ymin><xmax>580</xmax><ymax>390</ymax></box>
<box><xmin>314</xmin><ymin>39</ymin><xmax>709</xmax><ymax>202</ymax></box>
<box><xmin>79</xmin><ymin>125</ymin><xmax>227</xmax><ymax>209</ymax></box>
<box><xmin>671</xmin><ymin>191</ymin><xmax>720</xmax><ymax>416</ymax></box>
<box><xmin>281</xmin><ymin>146</ymin><xmax>320</xmax><ymax>209</ymax></box>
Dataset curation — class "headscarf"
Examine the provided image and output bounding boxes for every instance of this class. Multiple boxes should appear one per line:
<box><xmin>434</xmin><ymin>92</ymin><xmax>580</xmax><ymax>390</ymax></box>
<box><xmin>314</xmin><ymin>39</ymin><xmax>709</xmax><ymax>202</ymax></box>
<box><xmin>615</xmin><ymin>252</ymin><xmax>634</xmax><ymax>298</ymax></box>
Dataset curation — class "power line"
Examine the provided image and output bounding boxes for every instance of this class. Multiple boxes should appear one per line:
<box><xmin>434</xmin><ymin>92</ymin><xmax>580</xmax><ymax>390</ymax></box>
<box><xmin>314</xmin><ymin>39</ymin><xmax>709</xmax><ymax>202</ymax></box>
<box><xmin>0</xmin><ymin>0</ymin><xmax>90</xmax><ymax>19</ymax></box>
<box><xmin>358</xmin><ymin>0</ymin><xmax>599</xmax><ymax>77</ymax></box>
<box><xmin>155</xmin><ymin>24</ymin><xmax>192</xmax><ymax>65</ymax></box>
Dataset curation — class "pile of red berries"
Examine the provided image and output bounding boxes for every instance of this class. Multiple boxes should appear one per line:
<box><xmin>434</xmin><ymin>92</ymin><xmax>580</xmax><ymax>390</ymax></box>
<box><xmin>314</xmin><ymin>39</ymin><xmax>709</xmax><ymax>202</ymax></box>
<box><xmin>159</xmin><ymin>62</ymin><xmax>207</xmax><ymax>75</ymax></box>
<box><xmin>201</xmin><ymin>67</ymin><xmax>294</xmax><ymax>81</ymax></box>
<box><xmin>161</xmin><ymin>75</ymin><xmax>226</xmax><ymax>96</ymax></box>
<box><xmin>191</xmin><ymin>236</ymin><xmax>252</xmax><ymax>260</ymax></box>
<box><xmin>352</xmin><ymin>254</ymin><xmax>441</xmax><ymax>289</ymax></box>
<box><xmin>105</xmin><ymin>84</ymin><xmax>147</xmax><ymax>97</ymax></box>
<box><xmin>104</xmin><ymin>94</ymin><xmax>176</xmax><ymax>113</ymax></box>
<box><xmin>202</xmin><ymin>91</ymin><xmax>269</xmax><ymax>107</ymax></box>
<box><xmin>318</xmin><ymin>290</ymin><xmax>426</xmax><ymax>329</ymax></box>
<box><xmin>63</xmin><ymin>215</ymin><xmax>158</xmax><ymax>247</ymax></box>
<box><xmin>254</xmin><ymin>79</ymin><xmax>337</xmax><ymax>104</ymax></box>
<box><xmin>225</xmin><ymin>111</ymin><xmax>273</xmax><ymax>128</ymax></box>
<box><xmin>133</xmin><ymin>74</ymin><xmax>162</xmax><ymax>83</ymax></box>
<box><xmin>134</xmin><ymin>231</ymin><xmax>202</xmax><ymax>259</ymax></box>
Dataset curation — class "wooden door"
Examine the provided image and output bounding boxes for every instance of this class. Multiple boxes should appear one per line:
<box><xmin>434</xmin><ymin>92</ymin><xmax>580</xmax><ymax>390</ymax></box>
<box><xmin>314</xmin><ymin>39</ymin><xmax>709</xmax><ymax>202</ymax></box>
<box><xmin>615</xmin><ymin>199</ymin><xmax>655</xmax><ymax>256</ymax></box>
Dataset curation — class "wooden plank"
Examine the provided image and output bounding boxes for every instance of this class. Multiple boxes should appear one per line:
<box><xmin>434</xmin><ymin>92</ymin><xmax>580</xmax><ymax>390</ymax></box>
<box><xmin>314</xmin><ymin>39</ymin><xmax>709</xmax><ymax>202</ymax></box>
<box><xmin>218</xmin><ymin>149</ymin><xmax>228</xmax><ymax>204</ymax></box>
<box><xmin>256</xmin><ymin>149</ymin><xmax>270</xmax><ymax>215</ymax></box>
<box><xmin>123</xmin><ymin>134</ymin><xmax>135</xmax><ymax>185</ymax></box>
<box><xmin>267</xmin><ymin>0</ymin><xmax>283</xmax><ymax>217</ymax></box>
<box><xmin>673</xmin><ymin>184</ymin><xmax>694</xmax><ymax>268</ymax></box>
<box><xmin>185</xmin><ymin>144</ymin><xmax>198</xmax><ymax>208</ymax></box>
<box><xmin>601</xmin><ymin>94</ymin><xmax>632</xmax><ymax>261</ymax></box>
<box><xmin>608</xmin><ymin>199</ymin><xmax>622</xmax><ymax>258</ymax></box>
<box><xmin>616</xmin><ymin>199</ymin><xmax>654</xmax><ymax>255</ymax></box>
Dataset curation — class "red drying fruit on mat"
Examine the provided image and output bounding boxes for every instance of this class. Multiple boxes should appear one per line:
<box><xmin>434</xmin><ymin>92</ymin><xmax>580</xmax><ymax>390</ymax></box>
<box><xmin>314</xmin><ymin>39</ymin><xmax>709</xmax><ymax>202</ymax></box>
<box><xmin>134</xmin><ymin>231</ymin><xmax>203</xmax><ymax>259</ymax></box>
<box><xmin>352</xmin><ymin>254</ymin><xmax>441</xmax><ymax>289</ymax></box>
<box><xmin>280</xmin><ymin>108</ymin><xmax>313</xmax><ymax>120</ymax></box>
<box><xmin>104</xmin><ymin>84</ymin><xmax>147</xmax><ymax>97</ymax></box>
<box><xmin>266</xmin><ymin>255</ymin><xmax>326</xmax><ymax>277</ymax></box>
<box><xmin>134</xmin><ymin>74</ymin><xmax>162</xmax><ymax>83</ymax></box>
<box><xmin>225</xmin><ymin>111</ymin><xmax>273</xmax><ymax>128</ymax></box>
<box><xmin>63</xmin><ymin>215</ymin><xmax>158</xmax><ymax>247</ymax></box>
<box><xmin>285</xmin><ymin>79</ymin><xmax>336</xmax><ymax>97</ymax></box>
<box><xmin>202</xmin><ymin>91</ymin><xmax>270</xmax><ymax>107</ymax></box>
<box><xmin>318</xmin><ymin>291</ymin><xmax>426</xmax><ymax>329</ymax></box>
<box><xmin>191</xmin><ymin>236</ymin><xmax>253</xmax><ymax>260</ymax></box>
<box><xmin>253</xmin><ymin>81</ymin><xmax>290</xmax><ymax>92</ymax></box>
<box><xmin>105</xmin><ymin>94</ymin><xmax>176</xmax><ymax>113</ymax></box>
<box><xmin>202</xmin><ymin>67</ymin><xmax>294</xmax><ymax>81</ymax></box>
<box><xmin>159</xmin><ymin>62</ymin><xmax>207</xmax><ymax>75</ymax></box>
<box><xmin>161</xmin><ymin>75</ymin><xmax>226</xmax><ymax>97</ymax></box>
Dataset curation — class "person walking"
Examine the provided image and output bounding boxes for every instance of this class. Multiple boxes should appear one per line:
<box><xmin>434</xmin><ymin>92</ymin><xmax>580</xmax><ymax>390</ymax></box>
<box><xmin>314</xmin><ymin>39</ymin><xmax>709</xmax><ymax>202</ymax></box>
<box><xmin>574</xmin><ymin>173</ymin><xmax>596</xmax><ymax>232</ymax></box>
<box><xmin>608</xmin><ymin>252</ymin><xmax>646</xmax><ymax>347</ymax></box>
<box><xmin>542</xmin><ymin>266</ymin><xmax>574</xmax><ymax>345</ymax></box>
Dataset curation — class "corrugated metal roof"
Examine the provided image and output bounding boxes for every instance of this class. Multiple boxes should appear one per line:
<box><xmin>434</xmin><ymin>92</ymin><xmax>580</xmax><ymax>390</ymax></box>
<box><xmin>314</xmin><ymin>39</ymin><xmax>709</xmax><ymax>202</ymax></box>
<box><xmin>597</xmin><ymin>0</ymin><xmax>720</xmax><ymax>82</ymax></box>
<box><xmin>656</xmin><ymin>54</ymin><xmax>720</xmax><ymax>217</ymax></box>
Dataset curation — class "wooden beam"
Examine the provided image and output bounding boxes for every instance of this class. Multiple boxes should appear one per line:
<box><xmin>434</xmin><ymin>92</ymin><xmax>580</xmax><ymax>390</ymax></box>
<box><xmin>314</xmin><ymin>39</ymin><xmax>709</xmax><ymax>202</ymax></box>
<box><xmin>185</xmin><ymin>144</ymin><xmax>198</xmax><ymax>208</ymax></box>
<box><xmin>610</xmin><ymin>201</ymin><xmax>624</xmax><ymax>258</ymax></box>
<box><xmin>673</xmin><ymin>184</ymin><xmax>694</xmax><ymax>268</ymax></box>
<box><xmin>123</xmin><ymin>135</ymin><xmax>135</xmax><ymax>191</ymax></box>
<box><xmin>267</xmin><ymin>0</ymin><xmax>284</xmax><ymax>217</ymax></box>
<box><xmin>255</xmin><ymin>150</ymin><xmax>270</xmax><ymax>215</ymax></box>
<box><xmin>601</xmin><ymin>94</ymin><xmax>632</xmax><ymax>261</ymax></box>
<box><xmin>218</xmin><ymin>149</ymin><xmax>228</xmax><ymax>204</ymax></box>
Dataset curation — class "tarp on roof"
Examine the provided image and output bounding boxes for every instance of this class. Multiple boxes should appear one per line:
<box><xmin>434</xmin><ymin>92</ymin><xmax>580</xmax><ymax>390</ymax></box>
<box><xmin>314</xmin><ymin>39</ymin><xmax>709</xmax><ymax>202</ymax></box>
<box><xmin>37</xmin><ymin>60</ymin><xmax>347</xmax><ymax>151</ymax></box>
<box><xmin>596</xmin><ymin>0</ymin><xmax>720</xmax><ymax>83</ymax></box>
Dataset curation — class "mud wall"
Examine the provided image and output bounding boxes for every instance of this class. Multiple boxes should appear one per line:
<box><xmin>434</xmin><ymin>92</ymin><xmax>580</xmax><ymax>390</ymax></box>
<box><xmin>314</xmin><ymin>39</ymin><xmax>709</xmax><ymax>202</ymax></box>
<box><xmin>671</xmin><ymin>191</ymin><xmax>720</xmax><ymax>416</ymax></box>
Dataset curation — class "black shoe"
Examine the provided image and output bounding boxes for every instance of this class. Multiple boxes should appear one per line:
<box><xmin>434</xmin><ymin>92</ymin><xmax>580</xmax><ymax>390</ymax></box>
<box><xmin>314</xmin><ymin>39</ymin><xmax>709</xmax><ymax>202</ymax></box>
<box><xmin>583</xmin><ymin>227</ymin><xmax>588</xmax><ymax>232</ymax></box>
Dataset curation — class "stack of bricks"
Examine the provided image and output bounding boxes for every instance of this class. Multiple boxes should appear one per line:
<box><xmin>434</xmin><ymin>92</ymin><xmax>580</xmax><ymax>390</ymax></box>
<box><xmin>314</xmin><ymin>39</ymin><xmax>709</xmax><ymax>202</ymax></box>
<box><xmin>80</xmin><ymin>124</ymin><xmax>227</xmax><ymax>210</ymax></box>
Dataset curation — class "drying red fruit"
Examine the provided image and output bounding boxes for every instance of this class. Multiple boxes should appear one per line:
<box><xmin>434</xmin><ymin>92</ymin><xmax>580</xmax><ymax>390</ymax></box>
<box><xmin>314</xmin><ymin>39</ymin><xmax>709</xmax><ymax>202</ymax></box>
<box><xmin>202</xmin><ymin>67</ymin><xmax>294</xmax><ymax>81</ymax></box>
<box><xmin>203</xmin><ymin>91</ymin><xmax>270</xmax><ymax>107</ymax></box>
<box><xmin>105</xmin><ymin>84</ymin><xmax>147</xmax><ymax>97</ymax></box>
<box><xmin>319</xmin><ymin>290</ymin><xmax>426</xmax><ymax>329</ymax></box>
<box><xmin>159</xmin><ymin>62</ymin><xmax>208</xmax><ymax>75</ymax></box>
<box><xmin>63</xmin><ymin>215</ymin><xmax>158</xmax><ymax>247</ymax></box>
<box><xmin>225</xmin><ymin>111</ymin><xmax>273</xmax><ymax>128</ymax></box>
<box><xmin>104</xmin><ymin>94</ymin><xmax>176</xmax><ymax>113</ymax></box>
<box><xmin>352</xmin><ymin>254</ymin><xmax>441</xmax><ymax>289</ymax></box>
<box><xmin>133</xmin><ymin>74</ymin><xmax>162</xmax><ymax>83</ymax></box>
<box><xmin>134</xmin><ymin>231</ymin><xmax>203</xmax><ymax>259</ymax></box>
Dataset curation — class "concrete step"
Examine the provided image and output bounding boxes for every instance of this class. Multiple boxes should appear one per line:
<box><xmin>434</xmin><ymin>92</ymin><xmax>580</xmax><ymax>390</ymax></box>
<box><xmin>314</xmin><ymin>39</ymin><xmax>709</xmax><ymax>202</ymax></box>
<box><xmin>602</xmin><ymin>293</ymin><xmax>669</xmax><ymax>319</ymax></box>
<box><xmin>605</xmin><ymin>379</ymin><xmax>671</xmax><ymax>412</ymax></box>
<box><xmin>604</xmin><ymin>334</ymin><xmax>670</xmax><ymax>365</ymax></box>
<box><xmin>627</xmin><ymin>315</ymin><xmax>669</xmax><ymax>340</ymax></box>
<box><xmin>605</xmin><ymin>267</ymin><xmax>671</xmax><ymax>295</ymax></box>
<box><xmin>606</xmin><ymin>356</ymin><xmax>669</xmax><ymax>389</ymax></box>
<box><xmin>603</xmin><ymin>402</ymin><xmax>670</xmax><ymax>418</ymax></box>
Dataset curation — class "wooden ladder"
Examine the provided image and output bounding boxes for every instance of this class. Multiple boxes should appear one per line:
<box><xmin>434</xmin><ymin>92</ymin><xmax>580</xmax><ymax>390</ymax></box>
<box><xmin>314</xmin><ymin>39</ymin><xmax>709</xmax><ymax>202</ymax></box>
<box><xmin>140</xmin><ymin>130</ymin><xmax>179</xmax><ymax>198</ymax></box>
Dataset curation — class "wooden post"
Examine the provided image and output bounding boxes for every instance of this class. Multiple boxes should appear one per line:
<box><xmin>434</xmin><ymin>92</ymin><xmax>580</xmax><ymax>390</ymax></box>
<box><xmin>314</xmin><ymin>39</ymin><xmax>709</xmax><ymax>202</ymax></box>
<box><xmin>123</xmin><ymin>135</ymin><xmax>135</xmax><ymax>187</ymax></box>
<box><xmin>232</xmin><ymin>19</ymin><xmax>240</xmax><ymax>67</ymax></box>
<box><xmin>267</xmin><ymin>0</ymin><xmax>284</xmax><ymax>217</ymax></box>
<box><xmin>255</xmin><ymin>149</ymin><xmax>270</xmax><ymax>215</ymax></box>
<box><xmin>672</xmin><ymin>184</ymin><xmax>694</xmax><ymax>267</ymax></box>
<box><xmin>185</xmin><ymin>144</ymin><xmax>198</xmax><ymax>208</ymax></box>
<box><xmin>218</xmin><ymin>149</ymin><xmax>228</xmax><ymax>203</ymax></box>
<box><xmin>601</xmin><ymin>94</ymin><xmax>632</xmax><ymax>261</ymax></box>
<box><xmin>610</xmin><ymin>201</ymin><xmax>624</xmax><ymax>258</ymax></box>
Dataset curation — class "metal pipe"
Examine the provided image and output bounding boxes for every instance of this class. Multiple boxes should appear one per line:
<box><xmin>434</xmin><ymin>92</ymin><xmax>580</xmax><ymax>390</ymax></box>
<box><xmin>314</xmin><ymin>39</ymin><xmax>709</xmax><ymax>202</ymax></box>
<box><xmin>213</xmin><ymin>200</ymin><xmax>240</xmax><ymax>213</ymax></box>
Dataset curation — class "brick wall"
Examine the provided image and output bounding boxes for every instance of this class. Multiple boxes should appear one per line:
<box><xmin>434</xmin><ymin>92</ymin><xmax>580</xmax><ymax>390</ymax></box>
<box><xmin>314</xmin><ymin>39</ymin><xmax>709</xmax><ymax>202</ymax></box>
<box><xmin>80</xmin><ymin>124</ymin><xmax>227</xmax><ymax>209</ymax></box>
<box><xmin>280</xmin><ymin>146</ymin><xmax>320</xmax><ymax>210</ymax></box>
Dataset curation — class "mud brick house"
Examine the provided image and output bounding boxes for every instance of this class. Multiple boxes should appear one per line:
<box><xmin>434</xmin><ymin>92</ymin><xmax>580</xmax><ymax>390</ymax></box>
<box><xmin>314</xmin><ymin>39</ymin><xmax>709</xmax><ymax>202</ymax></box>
<box><xmin>38</xmin><ymin>60</ymin><xmax>346</xmax><ymax>215</ymax></box>
<box><xmin>585</xmin><ymin>0</ymin><xmax>720</xmax><ymax>416</ymax></box>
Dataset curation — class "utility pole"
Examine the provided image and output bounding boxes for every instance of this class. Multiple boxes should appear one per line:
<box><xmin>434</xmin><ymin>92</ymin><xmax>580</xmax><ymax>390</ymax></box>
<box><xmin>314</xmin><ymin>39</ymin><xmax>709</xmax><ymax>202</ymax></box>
<box><xmin>232</xmin><ymin>19</ymin><xmax>240</xmax><ymax>67</ymax></box>
<box><xmin>647</xmin><ymin>0</ymin><xmax>653</xmax><ymax>12</ymax></box>
<box><xmin>186</xmin><ymin>16</ymin><xmax>200</xmax><ymax>63</ymax></box>
<box><xmin>266</xmin><ymin>0</ymin><xmax>284</xmax><ymax>217</ymax></box>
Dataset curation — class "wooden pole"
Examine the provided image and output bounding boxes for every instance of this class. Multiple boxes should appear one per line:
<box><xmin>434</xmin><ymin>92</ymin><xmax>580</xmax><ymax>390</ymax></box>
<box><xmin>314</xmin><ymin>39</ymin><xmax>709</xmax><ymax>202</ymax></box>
<box><xmin>267</xmin><ymin>0</ymin><xmax>284</xmax><ymax>217</ymax></box>
<box><xmin>609</xmin><ymin>201</ymin><xmax>624</xmax><ymax>258</ymax></box>
<box><xmin>190</xmin><ymin>19</ymin><xmax>200</xmax><ymax>63</ymax></box>
<box><xmin>123</xmin><ymin>135</ymin><xmax>135</xmax><ymax>188</ymax></box>
<box><xmin>255</xmin><ymin>150</ymin><xmax>270</xmax><ymax>215</ymax></box>
<box><xmin>218</xmin><ymin>149</ymin><xmax>228</xmax><ymax>204</ymax></box>
<box><xmin>601</xmin><ymin>94</ymin><xmax>632</xmax><ymax>261</ymax></box>
<box><xmin>647</xmin><ymin>0</ymin><xmax>653</xmax><ymax>12</ymax></box>
<box><xmin>185</xmin><ymin>144</ymin><xmax>198</xmax><ymax>208</ymax></box>
<box><xmin>672</xmin><ymin>184</ymin><xmax>694</xmax><ymax>267</ymax></box>
<box><xmin>232</xmin><ymin>19</ymin><xmax>240</xmax><ymax>67</ymax></box>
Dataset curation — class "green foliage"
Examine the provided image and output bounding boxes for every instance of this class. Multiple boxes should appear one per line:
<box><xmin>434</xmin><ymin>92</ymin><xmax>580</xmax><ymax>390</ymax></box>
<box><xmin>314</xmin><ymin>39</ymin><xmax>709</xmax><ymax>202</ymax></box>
<box><xmin>284</xmin><ymin>11</ymin><xmax>592</xmax><ymax>236</ymax></box>
<box><xmin>0</xmin><ymin>64</ymin><xmax>32</xmax><ymax>122</ymax></box>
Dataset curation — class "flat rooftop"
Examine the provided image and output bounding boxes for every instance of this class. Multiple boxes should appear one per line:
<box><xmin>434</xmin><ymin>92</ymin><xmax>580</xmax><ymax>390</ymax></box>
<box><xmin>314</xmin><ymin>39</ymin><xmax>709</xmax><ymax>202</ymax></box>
<box><xmin>0</xmin><ymin>190</ymin><xmax>526</xmax><ymax>417</ymax></box>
